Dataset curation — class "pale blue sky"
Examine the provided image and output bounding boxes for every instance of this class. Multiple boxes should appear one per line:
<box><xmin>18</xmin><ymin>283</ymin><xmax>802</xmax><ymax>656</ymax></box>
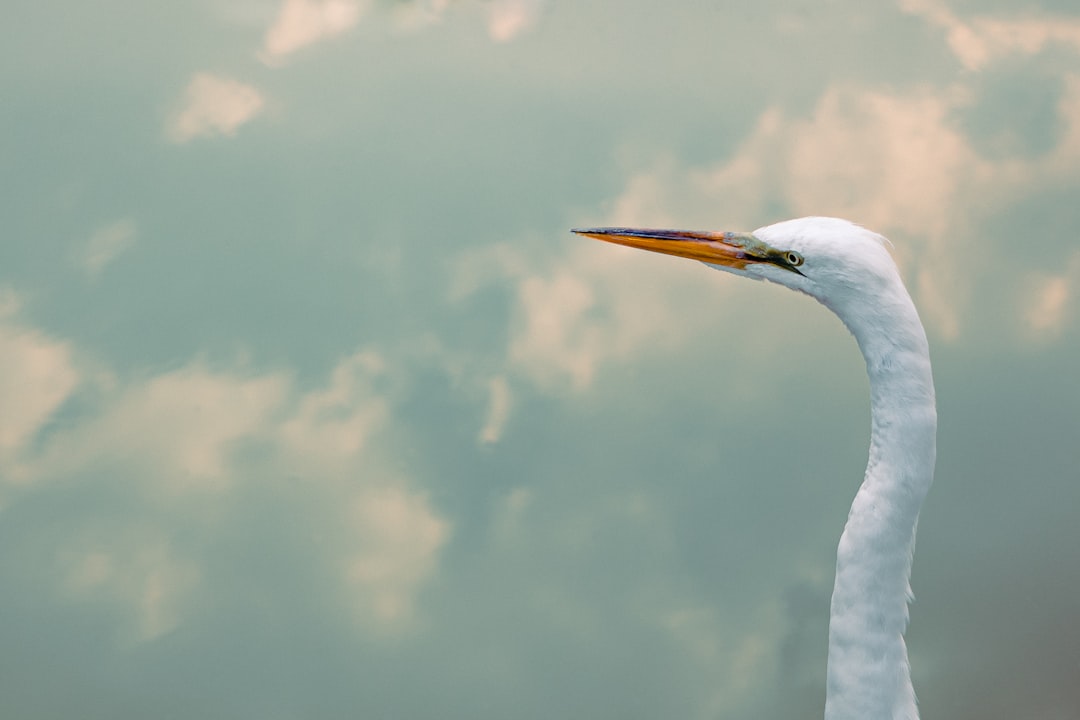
<box><xmin>2</xmin><ymin>1</ymin><xmax>1080</xmax><ymax>717</ymax></box>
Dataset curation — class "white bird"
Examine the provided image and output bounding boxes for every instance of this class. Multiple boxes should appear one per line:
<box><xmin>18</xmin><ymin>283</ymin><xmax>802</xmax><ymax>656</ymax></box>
<box><xmin>573</xmin><ymin>217</ymin><xmax>936</xmax><ymax>720</ymax></box>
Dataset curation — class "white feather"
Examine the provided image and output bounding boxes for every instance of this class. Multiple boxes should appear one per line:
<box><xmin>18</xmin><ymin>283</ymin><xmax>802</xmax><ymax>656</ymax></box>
<box><xmin>742</xmin><ymin>217</ymin><xmax>936</xmax><ymax>720</ymax></box>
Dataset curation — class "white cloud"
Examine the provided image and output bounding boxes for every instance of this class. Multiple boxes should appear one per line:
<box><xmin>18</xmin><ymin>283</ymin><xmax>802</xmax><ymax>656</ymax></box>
<box><xmin>512</xmin><ymin>268</ymin><xmax>599</xmax><ymax>389</ymax></box>
<box><xmin>379</xmin><ymin>0</ymin><xmax>547</xmax><ymax>41</ymax></box>
<box><xmin>0</xmin><ymin>297</ymin><xmax>80</xmax><ymax>477</ymax></box>
<box><xmin>279</xmin><ymin>351</ymin><xmax>388</xmax><ymax>475</ymax></box>
<box><xmin>458</xmin><ymin>214</ymin><xmax>820</xmax><ymax>393</ymax></box>
<box><xmin>1023</xmin><ymin>252</ymin><xmax>1080</xmax><ymax>341</ymax></box>
<box><xmin>168</xmin><ymin>73</ymin><xmax>265</xmax><ymax>143</ymax></box>
<box><xmin>1028</xmin><ymin>275</ymin><xmax>1069</xmax><ymax>336</ymax></box>
<box><xmin>478</xmin><ymin>374</ymin><xmax>512</xmax><ymax>443</ymax></box>
<box><xmin>782</xmin><ymin>86</ymin><xmax>976</xmax><ymax>339</ymax></box>
<box><xmin>656</xmin><ymin>600</ymin><xmax>787</xmax><ymax>718</ymax></box>
<box><xmin>588</xmin><ymin>75</ymin><xmax>1080</xmax><ymax>343</ymax></box>
<box><xmin>79</xmin><ymin>217</ymin><xmax>137</xmax><ymax>278</ymax></box>
<box><xmin>604</xmin><ymin>87</ymin><xmax>971</xmax><ymax>240</ymax></box>
<box><xmin>19</xmin><ymin>347</ymin><xmax>449</xmax><ymax>638</ymax></box>
<box><xmin>345</xmin><ymin>485</ymin><xmax>449</xmax><ymax>625</ymax></box>
<box><xmin>503</xmin><ymin>240</ymin><xmax>721</xmax><ymax>391</ymax></box>
<box><xmin>784</xmin><ymin>87</ymin><xmax>970</xmax><ymax>238</ymax></box>
<box><xmin>278</xmin><ymin>351</ymin><xmax>448</xmax><ymax>628</ymax></box>
<box><xmin>261</xmin><ymin>0</ymin><xmax>367</xmax><ymax>63</ymax></box>
<box><xmin>899</xmin><ymin>0</ymin><xmax>1080</xmax><ymax>70</ymax></box>
<box><xmin>39</xmin><ymin>363</ymin><xmax>288</xmax><ymax>493</ymax></box>
<box><xmin>586</xmin><ymin>88</ymin><xmax>974</xmax><ymax>340</ymax></box>
<box><xmin>61</xmin><ymin>537</ymin><xmax>200</xmax><ymax>643</ymax></box>
<box><xmin>487</xmin><ymin>0</ymin><xmax>544</xmax><ymax>42</ymax></box>
<box><xmin>1051</xmin><ymin>74</ymin><xmax>1080</xmax><ymax>165</ymax></box>
<box><xmin>477</xmin><ymin>74</ymin><xmax>1080</xmax><ymax>388</ymax></box>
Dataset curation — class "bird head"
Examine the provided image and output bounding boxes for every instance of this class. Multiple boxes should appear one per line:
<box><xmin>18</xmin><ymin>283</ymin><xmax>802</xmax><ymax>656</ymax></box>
<box><xmin>573</xmin><ymin>217</ymin><xmax>899</xmax><ymax>309</ymax></box>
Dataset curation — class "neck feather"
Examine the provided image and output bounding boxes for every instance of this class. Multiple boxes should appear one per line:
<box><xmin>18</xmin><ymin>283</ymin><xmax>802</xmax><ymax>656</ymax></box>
<box><xmin>822</xmin><ymin>281</ymin><xmax>937</xmax><ymax>720</ymax></box>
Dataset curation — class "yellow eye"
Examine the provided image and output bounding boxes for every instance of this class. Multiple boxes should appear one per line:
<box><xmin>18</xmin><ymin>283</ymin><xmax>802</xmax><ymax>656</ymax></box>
<box><xmin>786</xmin><ymin>251</ymin><xmax>804</xmax><ymax>267</ymax></box>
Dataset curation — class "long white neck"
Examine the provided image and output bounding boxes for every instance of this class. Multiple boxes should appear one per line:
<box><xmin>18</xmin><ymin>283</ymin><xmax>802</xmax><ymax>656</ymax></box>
<box><xmin>822</xmin><ymin>279</ymin><xmax>937</xmax><ymax>720</ymax></box>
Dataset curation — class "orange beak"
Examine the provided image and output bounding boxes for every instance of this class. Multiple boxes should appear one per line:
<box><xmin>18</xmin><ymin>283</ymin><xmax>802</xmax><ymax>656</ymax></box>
<box><xmin>572</xmin><ymin>227</ymin><xmax>761</xmax><ymax>271</ymax></box>
<box><xmin>571</xmin><ymin>227</ymin><xmax>804</xmax><ymax>276</ymax></box>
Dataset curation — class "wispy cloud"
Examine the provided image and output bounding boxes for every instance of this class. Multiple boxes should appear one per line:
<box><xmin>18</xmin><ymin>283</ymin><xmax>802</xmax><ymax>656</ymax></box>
<box><xmin>1023</xmin><ymin>252</ymin><xmax>1080</xmax><ymax>341</ymax></box>
<box><xmin>379</xmin><ymin>0</ymin><xmax>549</xmax><ymax>40</ymax></box>
<box><xmin>167</xmin><ymin>73</ymin><xmax>265</xmax><ymax>143</ymax></box>
<box><xmin>60</xmin><ymin>538</ymin><xmax>200</xmax><ymax>644</ymax></box>
<box><xmin>478</xmin><ymin>375</ymin><xmax>512</xmax><ymax>443</ymax></box>
<box><xmin>78</xmin><ymin>218</ymin><xmax>136</xmax><ymax>278</ymax></box>
<box><xmin>387</xmin><ymin>0</ymin><xmax>451</xmax><ymax>33</ymax></box>
<box><xmin>0</xmin><ymin>295</ymin><xmax>80</xmax><ymax>477</ymax></box>
<box><xmin>256</xmin><ymin>0</ymin><xmax>547</xmax><ymax>58</ymax></box>
<box><xmin>1028</xmin><ymin>276</ymin><xmax>1070</xmax><ymax>337</ymax></box>
<box><xmin>900</xmin><ymin>0</ymin><xmax>1080</xmax><ymax>70</ymax></box>
<box><xmin>261</xmin><ymin>0</ymin><xmax>367</xmax><ymax>64</ymax></box>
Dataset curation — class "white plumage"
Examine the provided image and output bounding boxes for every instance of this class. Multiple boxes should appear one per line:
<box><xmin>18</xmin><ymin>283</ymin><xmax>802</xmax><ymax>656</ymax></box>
<box><xmin>575</xmin><ymin>217</ymin><xmax>937</xmax><ymax>720</ymax></box>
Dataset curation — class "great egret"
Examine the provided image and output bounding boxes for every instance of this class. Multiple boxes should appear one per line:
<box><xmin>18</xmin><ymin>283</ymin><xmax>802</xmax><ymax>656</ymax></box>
<box><xmin>573</xmin><ymin>217</ymin><xmax>936</xmax><ymax>720</ymax></box>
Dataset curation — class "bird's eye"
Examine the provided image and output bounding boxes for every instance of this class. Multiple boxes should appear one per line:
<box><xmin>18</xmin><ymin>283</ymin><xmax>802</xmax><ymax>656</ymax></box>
<box><xmin>785</xmin><ymin>251</ymin><xmax>804</xmax><ymax>267</ymax></box>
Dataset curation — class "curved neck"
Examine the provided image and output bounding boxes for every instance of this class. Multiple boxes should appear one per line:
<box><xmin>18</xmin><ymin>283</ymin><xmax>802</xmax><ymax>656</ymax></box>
<box><xmin>823</xmin><ymin>285</ymin><xmax>937</xmax><ymax>720</ymax></box>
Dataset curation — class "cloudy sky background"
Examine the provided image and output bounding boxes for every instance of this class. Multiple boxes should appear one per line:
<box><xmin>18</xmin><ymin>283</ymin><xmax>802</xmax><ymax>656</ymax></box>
<box><xmin>3</xmin><ymin>0</ymin><xmax>1080</xmax><ymax>717</ymax></box>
